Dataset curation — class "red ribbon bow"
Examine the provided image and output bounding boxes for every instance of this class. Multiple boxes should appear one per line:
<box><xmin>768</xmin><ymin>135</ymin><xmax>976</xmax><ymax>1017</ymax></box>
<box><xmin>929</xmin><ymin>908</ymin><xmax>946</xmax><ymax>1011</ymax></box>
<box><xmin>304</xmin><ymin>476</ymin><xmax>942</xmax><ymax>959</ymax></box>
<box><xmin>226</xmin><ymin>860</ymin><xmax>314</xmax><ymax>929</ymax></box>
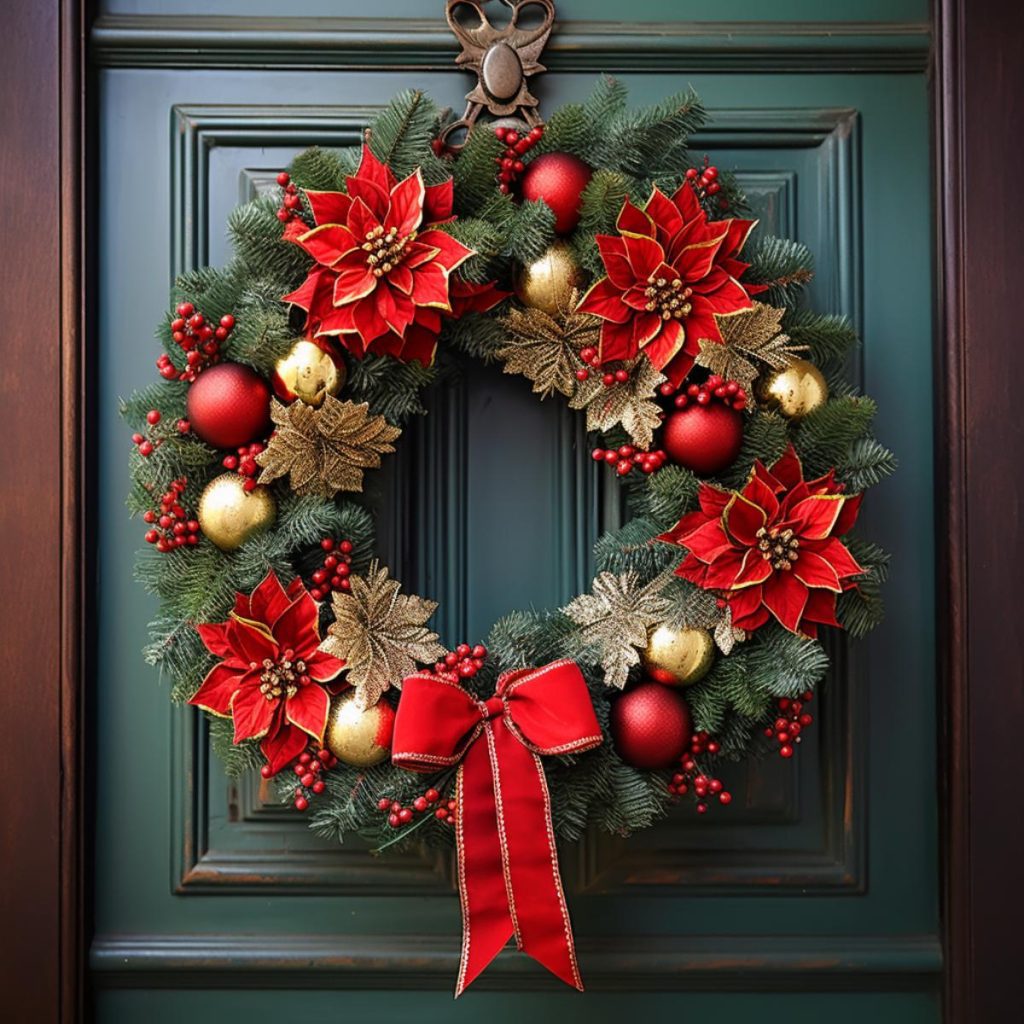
<box><xmin>392</xmin><ymin>659</ymin><xmax>602</xmax><ymax>995</ymax></box>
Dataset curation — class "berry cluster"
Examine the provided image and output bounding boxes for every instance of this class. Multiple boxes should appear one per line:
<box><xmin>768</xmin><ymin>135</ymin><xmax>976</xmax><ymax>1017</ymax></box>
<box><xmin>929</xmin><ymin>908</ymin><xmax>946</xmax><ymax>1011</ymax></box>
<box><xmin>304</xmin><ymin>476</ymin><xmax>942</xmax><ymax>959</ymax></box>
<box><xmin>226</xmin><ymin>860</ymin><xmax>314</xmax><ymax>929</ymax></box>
<box><xmin>660</xmin><ymin>374</ymin><xmax>747</xmax><ymax>412</ymax></box>
<box><xmin>284</xmin><ymin>746</ymin><xmax>340</xmax><ymax>811</ymax></box>
<box><xmin>668</xmin><ymin>731</ymin><xmax>731</xmax><ymax>814</ymax></box>
<box><xmin>130</xmin><ymin>408</ymin><xmax>164</xmax><ymax>458</ymax></box>
<box><xmin>431</xmin><ymin>643</ymin><xmax>488</xmax><ymax>680</ymax></box>
<box><xmin>764</xmin><ymin>691</ymin><xmax>814</xmax><ymax>759</ymax></box>
<box><xmin>222</xmin><ymin>441</ymin><xmax>267</xmax><ymax>492</ymax></box>
<box><xmin>378</xmin><ymin>788</ymin><xmax>457</xmax><ymax>828</ymax></box>
<box><xmin>573</xmin><ymin>345</ymin><xmax>635</xmax><ymax>387</ymax></box>
<box><xmin>309</xmin><ymin>537</ymin><xmax>354</xmax><ymax>602</ymax></box>
<box><xmin>591</xmin><ymin>444</ymin><xmax>669</xmax><ymax>477</ymax></box>
<box><xmin>685</xmin><ymin>157</ymin><xmax>727</xmax><ymax>211</ymax></box>
<box><xmin>142</xmin><ymin>477</ymin><xmax>201</xmax><ymax>552</ymax></box>
<box><xmin>159</xmin><ymin>303</ymin><xmax>234</xmax><ymax>382</ymax></box>
<box><xmin>275</xmin><ymin>172</ymin><xmax>302</xmax><ymax>223</ymax></box>
<box><xmin>494</xmin><ymin>124</ymin><xmax>544</xmax><ymax>194</ymax></box>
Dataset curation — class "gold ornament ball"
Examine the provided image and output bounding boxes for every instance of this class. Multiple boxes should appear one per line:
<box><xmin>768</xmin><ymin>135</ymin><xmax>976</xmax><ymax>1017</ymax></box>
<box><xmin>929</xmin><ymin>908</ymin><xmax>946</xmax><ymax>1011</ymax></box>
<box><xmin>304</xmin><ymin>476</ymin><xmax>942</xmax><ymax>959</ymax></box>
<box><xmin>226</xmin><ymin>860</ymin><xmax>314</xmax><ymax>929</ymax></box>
<box><xmin>197</xmin><ymin>473</ymin><xmax>277</xmax><ymax>551</ymax></box>
<box><xmin>272</xmin><ymin>339</ymin><xmax>346</xmax><ymax>408</ymax></box>
<box><xmin>642</xmin><ymin>624</ymin><xmax>715</xmax><ymax>688</ymax></box>
<box><xmin>325</xmin><ymin>691</ymin><xmax>395</xmax><ymax>767</ymax></box>
<box><xmin>757</xmin><ymin>358</ymin><xmax>829</xmax><ymax>420</ymax></box>
<box><xmin>514</xmin><ymin>241</ymin><xmax>585</xmax><ymax>316</ymax></box>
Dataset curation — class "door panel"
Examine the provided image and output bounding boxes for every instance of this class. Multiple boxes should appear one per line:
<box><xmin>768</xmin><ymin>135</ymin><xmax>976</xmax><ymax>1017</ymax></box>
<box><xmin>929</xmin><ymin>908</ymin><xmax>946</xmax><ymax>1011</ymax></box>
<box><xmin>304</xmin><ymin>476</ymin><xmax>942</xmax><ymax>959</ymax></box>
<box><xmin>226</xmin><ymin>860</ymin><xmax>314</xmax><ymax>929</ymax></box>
<box><xmin>91</xmin><ymin>2</ymin><xmax>937</xmax><ymax>1019</ymax></box>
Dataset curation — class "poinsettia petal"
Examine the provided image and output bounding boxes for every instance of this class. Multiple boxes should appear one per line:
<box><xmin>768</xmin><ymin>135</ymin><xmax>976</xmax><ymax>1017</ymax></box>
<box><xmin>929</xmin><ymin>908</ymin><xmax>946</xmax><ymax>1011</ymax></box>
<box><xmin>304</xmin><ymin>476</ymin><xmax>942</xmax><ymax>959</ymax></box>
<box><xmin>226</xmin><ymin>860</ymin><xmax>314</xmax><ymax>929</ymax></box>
<box><xmin>403</xmin><ymin>241</ymin><xmax>442</xmax><ymax>270</ymax></box>
<box><xmin>272</xmin><ymin>591</ymin><xmax>320</xmax><ymax>657</ymax></box>
<box><xmin>617</xmin><ymin>196</ymin><xmax>655</xmax><ymax>238</ymax></box>
<box><xmin>675</xmin><ymin>229</ymin><xmax>730</xmax><ymax>283</ymax></box>
<box><xmin>596</xmin><ymin>234</ymin><xmax>636</xmax><ymax>289</ymax></box>
<box><xmin>448</xmin><ymin>277</ymin><xmax>509</xmax><ymax>316</ymax></box>
<box><xmin>834</xmin><ymin>492</ymin><xmax>863</xmax><ymax>536</ymax></box>
<box><xmin>409</xmin><ymin>260</ymin><xmax>452</xmax><ymax>309</ymax></box>
<box><xmin>416</xmin><ymin>229</ymin><xmax>473</xmax><ymax>273</ymax></box>
<box><xmin>295</xmin><ymin>224</ymin><xmax>359</xmax><ymax>267</ymax></box>
<box><xmin>722</xmin><ymin>217</ymin><xmax>758</xmax><ymax>258</ymax></box>
<box><xmin>723</xmin><ymin>492</ymin><xmax>768</xmax><ymax>546</ymax></box>
<box><xmin>386</xmin><ymin>168</ymin><xmax>426</xmax><ymax>237</ymax></box>
<box><xmin>761</xmin><ymin>573</ymin><xmax>809</xmax><ymax>634</ymax></box>
<box><xmin>787</xmin><ymin>495</ymin><xmax>846</xmax><ymax>540</ymax></box>
<box><xmin>316</xmin><ymin>303</ymin><xmax>357</xmax><ymax>336</ymax></box>
<box><xmin>353</xmin><ymin>294</ymin><xmax>391</xmax><ymax>345</ymax></box>
<box><xmin>346</xmin><ymin>147</ymin><xmax>392</xmax><ymax>220</ymax></box>
<box><xmin>578</xmin><ymin>276</ymin><xmax>631</xmax><ymax>323</ymax></box>
<box><xmin>306</xmin><ymin>652</ymin><xmax>346</xmax><ymax>682</ymax></box>
<box><xmin>333</xmin><ymin>265</ymin><xmax>377</xmax><ymax>306</ymax></box>
<box><xmin>661</xmin><ymin>347</ymin><xmax>696</xmax><ymax>389</ymax></box>
<box><xmin>740</xmin><ymin>472</ymin><xmax>780</xmax><ymax>522</ymax></box>
<box><xmin>769</xmin><ymin>444</ymin><xmax>804</xmax><ymax>489</ymax></box>
<box><xmin>698</xmin><ymin>482</ymin><xmax>732</xmax><ymax>518</ymax></box>
<box><xmin>196</xmin><ymin>622</ymin><xmax>233</xmax><ymax>658</ymax></box>
<box><xmin>701</xmin><ymin>547</ymin><xmax>748</xmax><ymax>589</ymax></box>
<box><xmin>671</xmin><ymin>179</ymin><xmax>704</xmax><ymax>223</ymax></box>
<box><xmin>599</xmin><ymin>317</ymin><xmax>639</xmax><ymax>362</ymax></box>
<box><xmin>728</xmin><ymin>585</ymin><xmax>770</xmax><ymax>632</ymax></box>
<box><xmin>189</xmin><ymin>662</ymin><xmax>246</xmax><ymax>716</ymax></box>
<box><xmin>680</xmin><ymin>517</ymin><xmax>734</xmax><ymax>562</ymax></box>
<box><xmin>230</xmin><ymin>683</ymin><xmax>277</xmax><ymax>743</ymax></box>
<box><xmin>283</xmin><ymin>267</ymin><xmax>329</xmax><ymax>314</ymax></box>
<box><xmin>644</xmin><ymin>186</ymin><xmax>685</xmax><ymax>239</ymax></box>
<box><xmin>793</xmin><ymin>549</ymin><xmax>843</xmax><ymax>591</ymax></box>
<box><xmin>640</xmin><ymin>318</ymin><xmax>683</xmax><ymax>368</ymax></box>
<box><xmin>732</xmin><ymin>548</ymin><xmax>774</xmax><ymax>589</ymax></box>
<box><xmin>260</xmin><ymin>719</ymin><xmax>309</xmax><ymax>776</ymax></box>
<box><xmin>344</xmin><ymin>195</ymin><xmax>382</xmax><ymax>244</ymax></box>
<box><xmin>385</xmin><ymin>285</ymin><xmax>418</xmax><ymax>335</ymax></box>
<box><xmin>286</xmin><ymin>684</ymin><xmax>331</xmax><ymax>742</ymax></box>
<box><xmin>802</xmin><ymin>588</ymin><xmax>842</xmax><ymax>629</ymax></box>
<box><xmin>388</xmin><ymin>263</ymin><xmax>414</xmax><ymax>295</ymax></box>
<box><xmin>395</xmin><ymin>320</ymin><xmax>438</xmax><ymax>366</ymax></box>
<box><xmin>250</xmin><ymin>570</ymin><xmax>293</xmax><ymax>627</ymax></box>
<box><xmin>813</xmin><ymin>536</ymin><xmax>864</xmax><ymax>580</ymax></box>
<box><xmin>304</xmin><ymin>190</ymin><xmax>352</xmax><ymax>227</ymax></box>
<box><xmin>227</xmin><ymin>615</ymin><xmax>278</xmax><ymax>665</ymax></box>
<box><xmin>423</xmin><ymin>178</ymin><xmax>455</xmax><ymax>224</ymax></box>
<box><xmin>623</xmin><ymin>233</ymin><xmax>666</xmax><ymax>281</ymax></box>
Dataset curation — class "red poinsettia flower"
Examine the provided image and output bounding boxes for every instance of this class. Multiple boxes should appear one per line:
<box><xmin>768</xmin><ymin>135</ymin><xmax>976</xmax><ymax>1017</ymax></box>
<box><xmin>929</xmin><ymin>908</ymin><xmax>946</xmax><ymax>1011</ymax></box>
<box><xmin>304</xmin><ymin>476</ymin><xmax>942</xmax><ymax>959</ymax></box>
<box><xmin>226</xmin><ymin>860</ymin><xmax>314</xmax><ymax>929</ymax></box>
<box><xmin>577</xmin><ymin>182</ymin><xmax>761</xmax><ymax>387</ymax></box>
<box><xmin>658</xmin><ymin>445</ymin><xmax>864</xmax><ymax>637</ymax></box>
<box><xmin>189</xmin><ymin>571</ymin><xmax>346</xmax><ymax>774</ymax></box>
<box><xmin>282</xmin><ymin>144</ymin><xmax>482</xmax><ymax>364</ymax></box>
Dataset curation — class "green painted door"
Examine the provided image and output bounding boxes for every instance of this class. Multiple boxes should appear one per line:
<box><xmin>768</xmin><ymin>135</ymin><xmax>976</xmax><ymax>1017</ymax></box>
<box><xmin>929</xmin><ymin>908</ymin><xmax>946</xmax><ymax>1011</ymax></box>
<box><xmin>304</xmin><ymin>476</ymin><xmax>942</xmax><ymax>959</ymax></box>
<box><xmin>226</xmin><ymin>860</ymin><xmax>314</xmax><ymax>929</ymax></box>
<box><xmin>91</xmin><ymin>1</ymin><xmax>938</xmax><ymax>1020</ymax></box>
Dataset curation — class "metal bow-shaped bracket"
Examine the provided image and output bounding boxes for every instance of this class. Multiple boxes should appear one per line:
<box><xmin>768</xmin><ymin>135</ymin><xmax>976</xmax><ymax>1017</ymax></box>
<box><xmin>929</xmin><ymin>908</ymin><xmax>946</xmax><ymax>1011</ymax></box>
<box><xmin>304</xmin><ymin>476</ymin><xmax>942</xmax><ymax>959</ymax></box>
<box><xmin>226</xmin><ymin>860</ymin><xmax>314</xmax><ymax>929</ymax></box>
<box><xmin>441</xmin><ymin>0</ymin><xmax>556</xmax><ymax>150</ymax></box>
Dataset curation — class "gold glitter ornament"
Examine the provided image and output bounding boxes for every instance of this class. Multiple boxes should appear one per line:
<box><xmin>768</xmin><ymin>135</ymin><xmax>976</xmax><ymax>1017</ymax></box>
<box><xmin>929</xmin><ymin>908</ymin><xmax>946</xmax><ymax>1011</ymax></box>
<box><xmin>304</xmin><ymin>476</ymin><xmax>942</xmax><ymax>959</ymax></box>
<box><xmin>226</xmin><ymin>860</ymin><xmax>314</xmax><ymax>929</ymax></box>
<box><xmin>325</xmin><ymin>690</ymin><xmax>395</xmax><ymax>767</ymax></box>
<box><xmin>514</xmin><ymin>241</ymin><xmax>585</xmax><ymax>316</ymax></box>
<box><xmin>271</xmin><ymin>340</ymin><xmax>347</xmax><ymax>408</ymax></box>
<box><xmin>196</xmin><ymin>473</ymin><xmax>277</xmax><ymax>551</ymax></box>
<box><xmin>642</xmin><ymin>624</ymin><xmax>715</xmax><ymax>688</ymax></box>
<box><xmin>756</xmin><ymin>357</ymin><xmax>829</xmax><ymax>420</ymax></box>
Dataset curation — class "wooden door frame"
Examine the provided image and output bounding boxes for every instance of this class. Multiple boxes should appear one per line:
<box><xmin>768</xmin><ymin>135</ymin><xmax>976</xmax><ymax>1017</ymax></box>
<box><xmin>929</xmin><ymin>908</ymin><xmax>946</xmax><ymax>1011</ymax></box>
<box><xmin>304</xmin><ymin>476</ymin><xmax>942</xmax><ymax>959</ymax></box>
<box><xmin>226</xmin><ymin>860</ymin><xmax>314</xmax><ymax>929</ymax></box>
<box><xmin>0</xmin><ymin>0</ymin><xmax>1018</xmax><ymax>1020</ymax></box>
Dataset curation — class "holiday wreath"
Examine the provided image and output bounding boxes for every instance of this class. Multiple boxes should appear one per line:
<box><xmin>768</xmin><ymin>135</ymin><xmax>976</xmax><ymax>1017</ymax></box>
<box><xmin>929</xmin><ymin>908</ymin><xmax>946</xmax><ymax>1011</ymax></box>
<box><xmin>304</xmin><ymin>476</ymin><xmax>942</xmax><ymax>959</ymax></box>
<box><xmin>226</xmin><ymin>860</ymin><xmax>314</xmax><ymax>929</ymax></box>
<box><xmin>123</xmin><ymin>11</ymin><xmax>892</xmax><ymax>993</ymax></box>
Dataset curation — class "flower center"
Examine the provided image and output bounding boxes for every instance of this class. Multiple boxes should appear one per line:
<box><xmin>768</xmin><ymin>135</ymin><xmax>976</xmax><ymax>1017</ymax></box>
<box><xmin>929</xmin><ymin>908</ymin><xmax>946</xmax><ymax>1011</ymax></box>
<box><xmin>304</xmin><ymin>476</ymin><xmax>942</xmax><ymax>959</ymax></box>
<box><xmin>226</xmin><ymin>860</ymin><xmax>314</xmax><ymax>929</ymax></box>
<box><xmin>644</xmin><ymin>275</ymin><xmax>693</xmax><ymax>321</ymax></box>
<box><xmin>362</xmin><ymin>225</ymin><xmax>416</xmax><ymax>279</ymax></box>
<box><xmin>756</xmin><ymin>526</ymin><xmax>800</xmax><ymax>570</ymax></box>
<box><xmin>251</xmin><ymin>647</ymin><xmax>310</xmax><ymax>702</ymax></box>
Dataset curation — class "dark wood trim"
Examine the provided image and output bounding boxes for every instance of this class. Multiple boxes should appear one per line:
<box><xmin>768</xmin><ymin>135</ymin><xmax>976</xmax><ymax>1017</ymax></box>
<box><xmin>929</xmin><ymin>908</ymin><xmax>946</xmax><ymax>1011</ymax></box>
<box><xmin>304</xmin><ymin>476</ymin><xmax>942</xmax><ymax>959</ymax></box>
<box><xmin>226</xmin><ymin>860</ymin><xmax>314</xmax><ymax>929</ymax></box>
<box><xmin>89</xmin><ymin>933</ymin><xmax>942</xmax><ymax>992</ymax></box>
<box><xmin>0</xmin><ymin>0</ymin><xmax>86</xmax><ymax>1022</ymax></box>
<box><xmin>935</xmin><ymin>0</ymin><xmax>1024</xmax><ymax>1020</ymax></box>
<box><xmin>88</xmin><ymin>14</ymin><xmax>931</xmax><ymax>73</ymax></box>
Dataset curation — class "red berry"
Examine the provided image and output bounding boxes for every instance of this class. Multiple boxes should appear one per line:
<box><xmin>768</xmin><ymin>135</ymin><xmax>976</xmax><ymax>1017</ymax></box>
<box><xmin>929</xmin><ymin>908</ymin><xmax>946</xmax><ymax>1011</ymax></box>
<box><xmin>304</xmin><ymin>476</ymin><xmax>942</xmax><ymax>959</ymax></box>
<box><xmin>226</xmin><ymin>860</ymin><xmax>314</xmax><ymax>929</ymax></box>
<box><xmin>425</xmin><ymin>788</ymin><xmax>440</xmax><ymax>803</ymax></box>
<box><xmin>294</xmin><ymin>796</ymin><xmax>309</xmax><ymax>811</ymax></box>
<box><xmin>312</xmin><ymin>780</ymin><xmax>325</xmax><ymax>795</ymax></box>
<box><xmin>719</xmin><ymin>791</ymin><xmax>732</xmax><ymax>805</ymax></box>
<box><xmin>301</xmin><ymin>772</ymin><xmax>315</xmax><ymax>788</ymax></box>
<box><xmin>377</xmin><ymin>798</ymin><xmax>391</xmax><ymax>811</ymax></box>
<box><xmin>339</xmin><ymin>540</ymin><xmax>353</xmax><ymax>553</ymax></box>
<box><xmin>592</xmin><ymin>448</ymin><xmax>605</xmax><ymax>461</ymax></box>
<box><xmin>472</xmin><ymin>645</ymin><xmax>487</xmax><ymax>659</ymax></box>
<box><xmin>779</xmin><ymin>745</ymin><xmax>794</xmax><ymax>759</ymax></box>
<box><xmin>414</xmin><ymin>796</ymin><xmax>428</xmax><ymax>812</ymax></box>
<box><xmin>146</xmin><ymin>409</ymin><xmax>161</xmax><ymax>425</ymax></box>
<box><xmin>398</xmin><ymin>808</ymin><xmax>413</xmax><ymax>824</ymax></box>
<box><xmin>435</xmin><ymin>808</ymin><xmax>449</xmax><ymax>820</ymax></box>
<box><xmin>388</xmin><ymin>813</ymin><xmax>400</xmax><ymax>828</ymax></box>
<box><xmin>614</xmin><ymin>368</ymin><xmax>629</xmax><ymax>383</ymax></box>
<box><xmin>602</xmin><ymin>372</ymin><xmax>615</xmax><ymax>387</ymax></box>
<box><xmin>276</xmin><ymin>172</ymin><xmax>290</xmax><ymax>186</ymax></box>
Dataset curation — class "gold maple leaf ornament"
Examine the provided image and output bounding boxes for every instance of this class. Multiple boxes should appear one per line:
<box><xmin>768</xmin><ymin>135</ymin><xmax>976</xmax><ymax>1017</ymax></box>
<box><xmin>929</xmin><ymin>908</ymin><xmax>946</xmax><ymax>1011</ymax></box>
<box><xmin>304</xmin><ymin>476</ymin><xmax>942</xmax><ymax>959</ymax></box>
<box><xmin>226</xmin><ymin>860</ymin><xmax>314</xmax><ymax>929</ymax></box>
<box><xmin>564</xmin><ymin>571</ymin><xmax>672</xmax><ymax>690</ymax></box>
<box><xmin>695</xmin><ymin>301</ymin><xmax>806</xmax><ymax>398</ymax></box>
<box><xmin>569</xmin><ymin>356</ymin><xmax>667</xmax><ymax>450</ymax></box>
<box><xmin>255</xmin><ymin>395</ymin><xmax>401</xmax><ymax>497</ymax></box>
<box><xmin>319</xmin><ymin>562</ymin><xmax>446</xmax><ymax>708</ymax></box>
<box><xmin>496</xmin><ymin>300</ymin><xmax>600</xmax><ymax>400</ymax></box>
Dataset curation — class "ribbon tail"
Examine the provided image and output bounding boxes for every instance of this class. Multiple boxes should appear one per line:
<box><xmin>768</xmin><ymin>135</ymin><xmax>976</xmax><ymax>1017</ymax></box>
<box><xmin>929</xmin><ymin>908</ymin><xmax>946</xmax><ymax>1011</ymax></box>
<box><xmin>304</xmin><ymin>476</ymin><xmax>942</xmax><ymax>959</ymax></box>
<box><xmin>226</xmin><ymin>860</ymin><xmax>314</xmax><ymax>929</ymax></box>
<box><xmin>454</xmin><ymin>737</ymin><xmax>515</xmax><ymax>997</ymax></box>
<box><xmin>493</xmin><ymin>720</ymin><xmax>585</xmax><ymax>991</ymax></box>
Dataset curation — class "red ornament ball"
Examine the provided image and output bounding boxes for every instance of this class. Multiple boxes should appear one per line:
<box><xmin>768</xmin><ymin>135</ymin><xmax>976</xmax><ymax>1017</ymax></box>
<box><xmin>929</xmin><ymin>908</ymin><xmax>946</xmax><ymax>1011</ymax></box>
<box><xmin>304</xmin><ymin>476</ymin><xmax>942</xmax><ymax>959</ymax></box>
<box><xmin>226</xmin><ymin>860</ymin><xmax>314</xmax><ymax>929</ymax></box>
<box><xmin>520</xmin><ymin>152</ymin><xmax>593</xmax><ymax>235</ymax></box>
<box><xmin>611</xmin><ymin>682</ymin><xmax>692</xmax><ymax>770</ymax></box>
<box><xmin>661</xmin><ymin>402</ymin><xmax>743</xmax><ymax>476</ymax></box>
<box><xmin>186</xmin><ymin>362</ymin><xmax>271</xmax><ymax>450</ymax></box>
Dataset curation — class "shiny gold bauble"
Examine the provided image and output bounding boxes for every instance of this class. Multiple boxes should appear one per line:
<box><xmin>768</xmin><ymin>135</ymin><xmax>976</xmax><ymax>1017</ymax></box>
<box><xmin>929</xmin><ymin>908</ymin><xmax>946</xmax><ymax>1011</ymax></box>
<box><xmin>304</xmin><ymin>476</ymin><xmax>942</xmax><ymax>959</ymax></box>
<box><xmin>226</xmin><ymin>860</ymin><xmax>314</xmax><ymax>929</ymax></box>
<box><xmin>197</xmin><ymin>473</ymin><xmax>277</xmax><ymax>551</ymax></box>
<box><xmin>271</xmin><ymin>339</ymin><xmax>346</xmax><ymax>408</ymax></box>
<box><xmin>756</xmin><ymin>358</ymin><xmax>829</xmax><ymax>420</ymax></box>
<box><xmin>514</xmin><ymin>241</ymin><xmax>586</xmax><ymax>316</ymax></box>
<box><xmin>325</xmin><ymin>691</ymin><xmax>395</xmax><ymax>767</ymax></box>
<box><xmin>642</xmin><ymin>624</ymin><xmax>715</xmax><ymax>688</ymax></box>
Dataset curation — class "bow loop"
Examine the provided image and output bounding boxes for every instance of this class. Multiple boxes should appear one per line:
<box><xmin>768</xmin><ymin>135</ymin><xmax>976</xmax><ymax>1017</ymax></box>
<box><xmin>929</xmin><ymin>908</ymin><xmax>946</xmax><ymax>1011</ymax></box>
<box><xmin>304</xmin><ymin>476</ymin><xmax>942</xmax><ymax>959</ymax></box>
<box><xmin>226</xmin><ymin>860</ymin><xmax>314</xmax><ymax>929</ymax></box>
<box><xmin>392</xmin><ymin>674</ymin><xmax>483</xmax><ymax>772</ymax></box>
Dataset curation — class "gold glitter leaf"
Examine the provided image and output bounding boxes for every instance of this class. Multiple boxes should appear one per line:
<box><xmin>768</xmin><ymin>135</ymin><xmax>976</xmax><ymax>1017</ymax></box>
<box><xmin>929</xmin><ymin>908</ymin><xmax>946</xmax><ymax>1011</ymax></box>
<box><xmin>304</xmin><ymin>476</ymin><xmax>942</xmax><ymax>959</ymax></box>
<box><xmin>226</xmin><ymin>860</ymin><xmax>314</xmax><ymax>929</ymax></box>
<box><xmin>497</xmin><ymin>299</ymin><xmax>600</xmax><ymax>399</ymax></box>
<box><xmin>564</xmin><ymin>571</ymin><xmax>672</xmax><ymax>689</ymax></box>
<box><xmin>319</xmin><ymin>562</ymin><xmax>446</xmax><ymax>708</ymax></box>
<box><xmin>695</xmin><ymin>302</ymin><xmax>806</xmax><ymax>396</ymax></box>
<box><xmin>570</xmin><ymin>356</ymin><xmax>666</xmax><ymax>449</ymax></box>
<box><xmin>255</xmin><ymin>395</ymin><xmax>401</xmax><ymax>497</ymax></box>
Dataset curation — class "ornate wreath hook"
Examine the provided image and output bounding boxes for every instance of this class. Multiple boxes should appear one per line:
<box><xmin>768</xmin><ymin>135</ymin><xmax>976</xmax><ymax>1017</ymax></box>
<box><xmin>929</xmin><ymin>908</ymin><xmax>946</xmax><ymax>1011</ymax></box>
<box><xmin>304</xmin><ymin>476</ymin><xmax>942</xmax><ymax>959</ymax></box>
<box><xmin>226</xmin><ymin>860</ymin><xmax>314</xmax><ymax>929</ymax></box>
<box><xmin>440</xmin><ymin>0</ymin><xmax>556</xmax><ymax>151</ymax></box>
